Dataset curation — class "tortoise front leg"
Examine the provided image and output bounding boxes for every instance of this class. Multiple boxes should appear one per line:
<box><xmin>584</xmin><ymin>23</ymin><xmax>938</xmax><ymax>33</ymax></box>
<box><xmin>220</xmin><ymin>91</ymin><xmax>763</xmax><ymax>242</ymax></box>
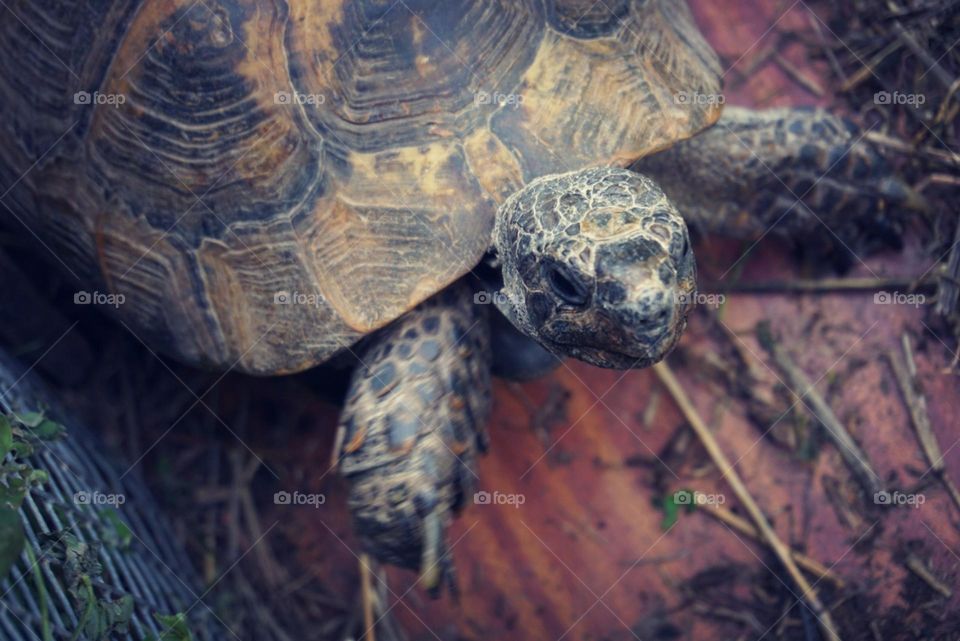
<box><xmin>634</xmin><ymin>106</ymin><xmax>925</xmax><ymax>264</ymax></box>
<box><xmin>334</xmin><ymin>281</ymin><xmax>491</xmax><ymax>596</ymax></box>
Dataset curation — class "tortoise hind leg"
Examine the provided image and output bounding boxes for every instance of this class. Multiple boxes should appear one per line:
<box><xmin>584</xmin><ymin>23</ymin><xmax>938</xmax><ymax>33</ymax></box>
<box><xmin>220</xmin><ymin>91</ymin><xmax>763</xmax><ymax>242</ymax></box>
<box><xmin>334</xmin><ymin>281</ymin><xmax>491</xmax><ymax>596</ymax></box>
<box><xmin>634</xmin><ymin>106</ymin><xmax>925</xmax><ymax>267</ymax></box>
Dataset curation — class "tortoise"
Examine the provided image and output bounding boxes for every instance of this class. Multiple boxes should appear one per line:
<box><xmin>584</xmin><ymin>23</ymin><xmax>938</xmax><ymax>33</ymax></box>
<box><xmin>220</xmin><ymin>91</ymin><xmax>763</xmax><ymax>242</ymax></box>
<box><xmin>0</xmin><ymin>0</ymin><xmax>917</xmax><ymax>594</ymax></box>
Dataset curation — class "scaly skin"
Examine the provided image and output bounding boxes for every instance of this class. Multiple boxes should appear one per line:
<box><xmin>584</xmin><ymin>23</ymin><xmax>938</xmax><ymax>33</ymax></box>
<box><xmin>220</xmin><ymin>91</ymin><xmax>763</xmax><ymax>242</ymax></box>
<box><xmin>494</xmin><ymin>167</ymin><xmax>697</xmax><ymax>370</ymax></box>
<box><xmin>335</xmin><ymin>282</ymin><xmax>491</xmax><ymax>595</ymax></box>
<box><xmin>633</xmin><ymin>107</ymin><xmax>924</xmax><ymax>257</ymax></box>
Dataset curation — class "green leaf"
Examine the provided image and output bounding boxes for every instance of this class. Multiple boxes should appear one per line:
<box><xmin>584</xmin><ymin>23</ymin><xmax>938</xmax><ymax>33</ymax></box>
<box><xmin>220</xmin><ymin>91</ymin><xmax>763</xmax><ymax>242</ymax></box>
<box><xmin>151</xmin><ymin>612</ymin><xmax>194</xmax><ymax>641</ymax></box>
<box><xmin>0</xmin><ymin>476</ymin><xmax>27</xmax><ymax>510</ymax></box>
<box><xmin>101</xmin><ymin>594</ymin><xmax>134</xmax><ymax>635</ymax></box>
<box><xmin>15</xmin><ymin>411</ymin><xmax>45</xmax><ymax>428</ymax></box>
<box><xmin>116</xmin><ymin>595</ymin><xmax>135</xmax><ymax>625</ymax></box>
<box><xmin>101</xmin><ymin>508</ymin><xmax>133</xmax><ymax>548</ymax></box>
<box><xmin>660</xmin><ymin>494</ymin><xmax>679</xmax><ymax>530</ymax></box>
<box><xmin>0</xmin><ymin>506</ymin><xmax>25</xmax><ymax>578</ymax></box>
<box><xmin>0</xmin><ymin>415</ymin><xmax>12</xmax><ymax>460</ymax></box>
<box><xmin>11</xmin><ymin>440</ymin><xmax>34</xmax><ymax>458</ymax></box>
<box><xmin>660</xmin><ymin>489</ymin><xmax>698</xmax><ymax>530</ymax></box>
<box><xmin>33</xmin><ymin>419</ymin><xmax>64</xmax><ymax>441</ymax></box>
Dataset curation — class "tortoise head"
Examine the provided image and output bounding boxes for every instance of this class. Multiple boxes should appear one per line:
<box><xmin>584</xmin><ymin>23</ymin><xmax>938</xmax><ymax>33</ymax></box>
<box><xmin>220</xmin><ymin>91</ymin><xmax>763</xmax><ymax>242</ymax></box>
<box><xmin>493</xmin><ymin>167</ymin><xmax>695</xmax><ymax>369</ymax></box>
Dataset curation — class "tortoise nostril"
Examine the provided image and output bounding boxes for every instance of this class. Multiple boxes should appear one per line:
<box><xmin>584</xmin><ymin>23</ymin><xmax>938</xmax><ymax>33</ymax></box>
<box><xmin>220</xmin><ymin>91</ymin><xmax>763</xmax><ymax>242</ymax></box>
<box><xmin>632</xmin><ymin>293</ymin><xmax>673</xmax><ymax>333</ymax></box>
<box><xmin>638</xmin><ymin>307</ymin><xmax>669</xmax><ymax>329</ymax></box>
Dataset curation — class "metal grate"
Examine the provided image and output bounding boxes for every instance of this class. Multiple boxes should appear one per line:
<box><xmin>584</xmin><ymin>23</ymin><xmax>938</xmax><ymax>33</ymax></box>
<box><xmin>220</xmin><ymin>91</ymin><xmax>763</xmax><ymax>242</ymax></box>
<box><xmin>0</xmin><ymin>349</ymin><xmax>227</xmax><ymax>641</ymax></box>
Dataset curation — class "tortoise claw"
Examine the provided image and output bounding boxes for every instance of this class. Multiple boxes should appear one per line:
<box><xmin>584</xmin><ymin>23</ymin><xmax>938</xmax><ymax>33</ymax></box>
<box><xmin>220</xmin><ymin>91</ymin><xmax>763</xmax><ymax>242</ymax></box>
<box><xmin>418</xmin><ymin>510</ymin><xmax>458</xmax><ymax>599</ymax></box>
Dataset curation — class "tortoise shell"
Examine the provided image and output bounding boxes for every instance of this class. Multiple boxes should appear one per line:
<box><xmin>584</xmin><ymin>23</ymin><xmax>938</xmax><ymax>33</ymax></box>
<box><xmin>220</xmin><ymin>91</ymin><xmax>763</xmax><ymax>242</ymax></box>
<box><xmin>0</xmin><ymin>0</ymin><xmax>720</xmax><ymax>374</ymax></box>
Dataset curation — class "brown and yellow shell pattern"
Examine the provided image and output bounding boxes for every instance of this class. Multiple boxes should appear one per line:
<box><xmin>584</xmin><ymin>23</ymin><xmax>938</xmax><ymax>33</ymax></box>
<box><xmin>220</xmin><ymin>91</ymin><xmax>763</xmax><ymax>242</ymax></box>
<box><xmin>0</xmin><ymin>0</ymin><xmax>720</xmax><ymax>373</ymax></box>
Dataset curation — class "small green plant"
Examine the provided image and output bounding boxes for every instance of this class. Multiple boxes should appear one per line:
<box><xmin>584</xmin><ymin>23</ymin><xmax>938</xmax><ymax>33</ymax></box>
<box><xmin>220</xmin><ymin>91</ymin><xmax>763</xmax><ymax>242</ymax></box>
<box><xmin>99</xmin><ymin>507</ymin><xmax>133</xmax><ymax>549</ymax></box>
<box><xmin>148</xmin><ymin>612</ymin><xmax>195</xmax><ymax>641</ymax></box>
<box><xmin>41</xmin><ymin>532</ymin><xmax>135</xmax><ymax>640</ymax></box>
<box><xmin>0</xmin><ymin>410</ymin><xmax>62</xmax><ymax>577</ymax></box>
<box><xmin>660</xmin><ymin>488</ymin><xmax>698</xmax><ymax>530</ymax></box>
<box><xmin>2</xmin><ymin>409</ymin><xmax>198</xmax><ymax>641</ymax></box>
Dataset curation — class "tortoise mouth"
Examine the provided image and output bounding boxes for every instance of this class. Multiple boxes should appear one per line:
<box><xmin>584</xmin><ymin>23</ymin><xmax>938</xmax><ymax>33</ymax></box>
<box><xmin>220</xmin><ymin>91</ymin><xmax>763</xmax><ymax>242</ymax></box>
<box><xmin>545</xmin><ymin>309</ymin><xmax>687</xmax><ymax>370</ymax></box>
<box><xmin>573</xmin><ymin>345</ymin><xmax>655</xmax><ymax>369</ymax></box>
<box><xmin>548</xmin><ymin>339</ymin><xmax>664</xmax><ymax>370</ymax></box>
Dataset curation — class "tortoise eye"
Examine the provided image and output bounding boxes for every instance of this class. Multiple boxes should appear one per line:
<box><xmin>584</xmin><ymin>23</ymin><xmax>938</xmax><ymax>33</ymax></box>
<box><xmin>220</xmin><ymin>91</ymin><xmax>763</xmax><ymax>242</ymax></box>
<box><xmin>545</xmin><ymin>264</ymin><xmax>589</xmax><ymax>306</ymax></box>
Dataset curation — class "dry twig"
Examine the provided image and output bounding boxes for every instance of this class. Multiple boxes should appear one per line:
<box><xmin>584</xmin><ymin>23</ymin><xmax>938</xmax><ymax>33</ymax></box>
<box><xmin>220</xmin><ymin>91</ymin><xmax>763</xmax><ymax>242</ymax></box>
<box><xmin>700</xmin><ymin>504</ymin><xmax>845</xmax><ymax>588</ymax></box>
<box><xmin>757</xmin><ymin>326</ymin><xmax>884</xmax><ymax>498</ymax></box>
<box><xmin>774</xmin><ymin>52</ymin><xmax>826</xmax><ymax>96</ymax></box>
<box><xmin>704</xmin><ymin>276</ymin><xmax>933</xmax><ymax>294</ymax></box>
<box><xmin>904</xmin><ymin>553</ymin><xmax>953</xmax><ymax>598</ymax></box>
<box><xmin>360</xmin><ymin>554</ymin><xmax>377</xmax><ymax>641</ymax></box>
<box><xmin>887</xmin><ymin>335</ymin><xmax>960</xmax><ymax>512</ymax></box>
